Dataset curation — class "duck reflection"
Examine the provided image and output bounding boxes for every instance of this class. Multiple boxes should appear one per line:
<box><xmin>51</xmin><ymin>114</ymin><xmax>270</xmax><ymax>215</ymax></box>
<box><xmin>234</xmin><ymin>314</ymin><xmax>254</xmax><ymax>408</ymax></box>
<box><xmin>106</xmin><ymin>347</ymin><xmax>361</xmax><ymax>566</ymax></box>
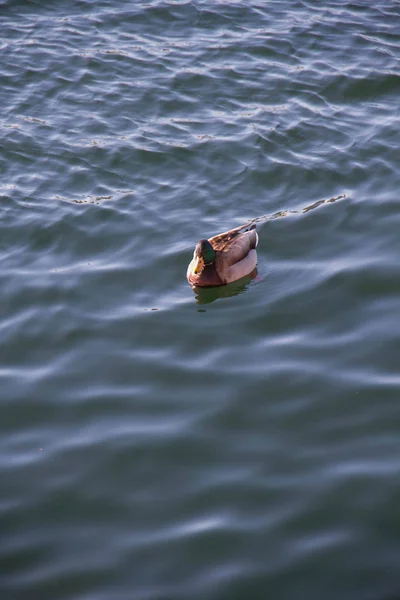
<box><xmin>191</xmin><ymin>269</ymin><xmax>258</xmax><ymax>304</ymax></box>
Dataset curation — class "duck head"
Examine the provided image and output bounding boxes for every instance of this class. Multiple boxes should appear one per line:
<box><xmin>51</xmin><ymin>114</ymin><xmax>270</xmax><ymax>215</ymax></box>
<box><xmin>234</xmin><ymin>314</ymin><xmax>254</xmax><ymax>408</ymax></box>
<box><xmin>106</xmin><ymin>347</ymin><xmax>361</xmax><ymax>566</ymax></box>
<box><xmin>192</xmin><ymin>239</ymin><xmax>216</xmax><ymax>274</ymax></box>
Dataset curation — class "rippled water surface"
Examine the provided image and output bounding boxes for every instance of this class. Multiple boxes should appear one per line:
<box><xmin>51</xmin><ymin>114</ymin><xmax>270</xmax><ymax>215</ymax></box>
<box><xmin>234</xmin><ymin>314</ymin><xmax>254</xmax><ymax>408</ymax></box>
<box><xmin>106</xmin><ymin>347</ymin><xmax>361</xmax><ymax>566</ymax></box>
<box><xmin>1</xmin><ymin>1</ymin><xmax>400</xmax><ymax>598</ymax></box>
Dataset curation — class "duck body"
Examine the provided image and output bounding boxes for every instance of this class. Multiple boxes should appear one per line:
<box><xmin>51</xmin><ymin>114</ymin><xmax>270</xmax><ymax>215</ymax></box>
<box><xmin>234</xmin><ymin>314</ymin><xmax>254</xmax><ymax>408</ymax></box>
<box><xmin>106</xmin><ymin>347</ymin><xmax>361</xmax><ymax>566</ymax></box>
<box><xmin>187</xmin><ymin>222</ymin><xmax>258</xmax><ymax>287</ymax></box>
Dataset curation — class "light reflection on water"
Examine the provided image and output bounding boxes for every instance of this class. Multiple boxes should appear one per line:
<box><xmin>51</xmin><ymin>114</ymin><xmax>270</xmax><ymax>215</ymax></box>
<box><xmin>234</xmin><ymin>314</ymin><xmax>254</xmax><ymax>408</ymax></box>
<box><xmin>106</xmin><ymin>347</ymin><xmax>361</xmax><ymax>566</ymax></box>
<box><xmin>1</xmin><ymin>2</ymin><xmax>400</xmax><ymax>600</ymax></box>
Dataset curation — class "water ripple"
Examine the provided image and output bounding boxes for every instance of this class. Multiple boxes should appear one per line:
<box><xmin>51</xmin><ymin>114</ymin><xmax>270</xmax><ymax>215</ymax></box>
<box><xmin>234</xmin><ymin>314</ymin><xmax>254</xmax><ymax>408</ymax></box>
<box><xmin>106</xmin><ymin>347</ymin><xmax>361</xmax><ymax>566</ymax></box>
<box><xmin>1</xmin><ymin>1</ymin><xmax>400</xmax><ymax>599</ymax></box>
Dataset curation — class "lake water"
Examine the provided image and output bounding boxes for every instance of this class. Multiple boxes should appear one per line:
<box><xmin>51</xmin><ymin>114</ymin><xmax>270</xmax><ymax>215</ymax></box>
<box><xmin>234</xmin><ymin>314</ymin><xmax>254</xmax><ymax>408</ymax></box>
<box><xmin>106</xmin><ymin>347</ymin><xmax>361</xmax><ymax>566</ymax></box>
<box><xmin>1</xmin><ymin>1</ymin><xmax>400</xmax><ymax>599</ymax></box>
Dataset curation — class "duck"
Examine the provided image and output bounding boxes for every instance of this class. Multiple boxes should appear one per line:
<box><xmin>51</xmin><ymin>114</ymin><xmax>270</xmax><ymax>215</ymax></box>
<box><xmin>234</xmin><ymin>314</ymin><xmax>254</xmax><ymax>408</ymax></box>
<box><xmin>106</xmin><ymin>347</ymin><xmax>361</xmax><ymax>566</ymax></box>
<box><xmin>187</xmin><ymin>222</ymin><xmax>258</xmax><ymax>287</ymax></box>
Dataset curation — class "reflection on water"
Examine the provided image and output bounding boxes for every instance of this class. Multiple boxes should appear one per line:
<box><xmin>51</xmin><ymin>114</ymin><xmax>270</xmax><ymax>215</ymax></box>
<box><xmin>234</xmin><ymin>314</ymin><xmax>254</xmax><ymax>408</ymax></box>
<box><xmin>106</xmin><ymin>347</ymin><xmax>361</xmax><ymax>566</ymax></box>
<box><xmin>2</xmin><ymin>0</ymin><xmax>399</xmax><ymax>597</ymax></box>
<box><xmin>248</xmin><ymin>193</ymin><xmax>347</xmax><ymax>225</ymax></box>
<box><xmin>191</xmin><ymin>270</ymin><xmax>258</xmax><ymax>304</ymax></box>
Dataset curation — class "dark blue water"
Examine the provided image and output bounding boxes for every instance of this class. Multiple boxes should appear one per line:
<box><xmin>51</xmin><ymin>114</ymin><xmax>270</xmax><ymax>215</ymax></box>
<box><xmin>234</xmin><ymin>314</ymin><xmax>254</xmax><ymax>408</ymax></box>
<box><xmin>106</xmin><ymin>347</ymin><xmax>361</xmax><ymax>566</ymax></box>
<box><xmin>1</xmin><ymin>1</ymin><xmax>400</xmax><ymax>599</ymax></box>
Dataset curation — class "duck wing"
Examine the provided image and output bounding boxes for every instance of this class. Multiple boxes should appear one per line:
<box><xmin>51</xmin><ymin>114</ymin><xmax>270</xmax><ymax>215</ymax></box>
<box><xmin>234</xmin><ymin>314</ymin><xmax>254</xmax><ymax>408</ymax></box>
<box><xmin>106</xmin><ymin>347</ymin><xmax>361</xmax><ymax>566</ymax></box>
<box><xmin>211</xmin><ymin>224</ymin><xmax>258</xmax><ymax>267</ymax></box>
<box><xmin>209</xmin><ymin>222</ymin><xmax>254</xmax><ymax>251</ymax></box>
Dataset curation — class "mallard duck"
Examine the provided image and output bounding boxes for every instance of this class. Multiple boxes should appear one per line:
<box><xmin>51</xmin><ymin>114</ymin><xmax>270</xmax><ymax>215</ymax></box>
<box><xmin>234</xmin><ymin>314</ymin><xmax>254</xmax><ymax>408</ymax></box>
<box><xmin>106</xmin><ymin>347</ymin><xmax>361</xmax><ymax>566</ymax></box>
<box><xmin>187</xmin><ymin>222</ymin><xmax>258</xmax><ymax>287</ymax></box>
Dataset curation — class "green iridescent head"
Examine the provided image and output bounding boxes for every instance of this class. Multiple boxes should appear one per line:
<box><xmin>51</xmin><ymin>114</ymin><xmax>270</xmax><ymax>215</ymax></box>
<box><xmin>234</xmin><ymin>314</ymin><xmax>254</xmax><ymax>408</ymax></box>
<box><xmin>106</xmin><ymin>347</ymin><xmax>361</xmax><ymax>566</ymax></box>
<box><xmin>193</xmin><ymin>239</ymin><xmax>216</xmax><ymax>274</ymax></box>
<box><xmin>196</xmin><ymin>239</ymin><xmax>216</xmax><ymax>264</ymax></box>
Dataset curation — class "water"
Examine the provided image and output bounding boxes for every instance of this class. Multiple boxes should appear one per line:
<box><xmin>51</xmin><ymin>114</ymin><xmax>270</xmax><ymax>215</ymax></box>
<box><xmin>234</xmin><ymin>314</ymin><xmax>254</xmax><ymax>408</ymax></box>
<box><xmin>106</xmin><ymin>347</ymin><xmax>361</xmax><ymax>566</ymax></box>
<box><xmin>1</xmin><ymin>1</ymin><xmax>400</xmax><ymax>598</ymax></box>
